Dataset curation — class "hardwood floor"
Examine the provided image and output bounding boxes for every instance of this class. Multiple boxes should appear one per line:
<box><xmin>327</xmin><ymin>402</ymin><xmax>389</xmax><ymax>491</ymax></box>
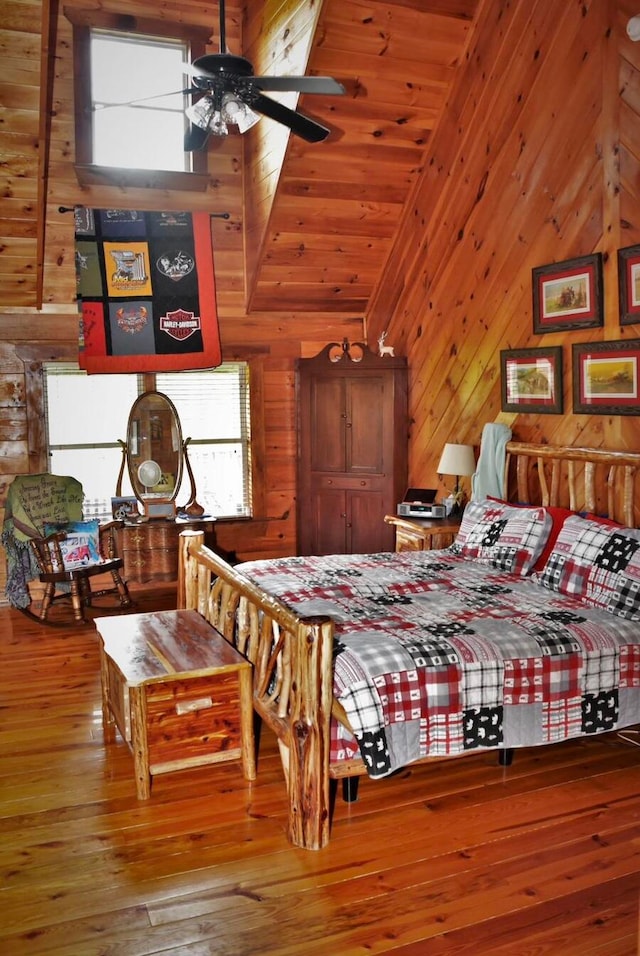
<box><xmin>1</xmin><ymin>586</ymin><xmax>640</xmax><ymax>955</ymax></box>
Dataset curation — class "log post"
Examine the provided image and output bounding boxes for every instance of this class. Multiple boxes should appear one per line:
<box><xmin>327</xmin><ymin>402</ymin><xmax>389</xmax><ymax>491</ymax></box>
<box><xmin>177</xmin><ymin>529</ymin><xmax>204</xmax><ymax>610</ymax></box>
<box><xmin>286</xmin><ymin>615</ymin><xmax>333</xmax><ymax>850</ymax></box>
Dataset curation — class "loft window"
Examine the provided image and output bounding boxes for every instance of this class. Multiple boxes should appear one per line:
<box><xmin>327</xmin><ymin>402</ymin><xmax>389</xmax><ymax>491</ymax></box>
<box><xmin>65</xmin><ymin>9</ymin><xmax>210</xmax><ymax>188</ymax></box>
<box><xmin>90</xmin><ymin>32</ymin><xmax>189</xmax><ymax>172</ymax></box>
<box><xmin>43</xmin><ymin>364</ymin><xmax>252</xmax><ymax>521</ymax></box>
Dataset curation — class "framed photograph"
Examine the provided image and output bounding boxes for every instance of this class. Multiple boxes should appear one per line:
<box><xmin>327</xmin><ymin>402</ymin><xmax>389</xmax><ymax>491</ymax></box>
<box><xmin>617</xmin><ymin>244</ymin><xmax>640</xmax><ymax>326</ymax></box>
<box><xmin>572</xmin><ymin>339</ymin><xmax>640</xmax><ymax>415</ymax></box>
<box><xmin>500</xmin><ymin>347</ymin><xmax>563</xmax><ymax>414</ymax></box>
<box><xmin>111</xmin><ymin>495</ymin><xmax>140</xmax><ymax>520</ymax></box>
<box><xmin>532</xmin><ymin>254</ymin><xmax>603</xmax><ymax>333</ymax></box>
<box><xmin>143</xmin><ymin>497</ymin><xmax>176</xmax><ymax>520</ymax></box>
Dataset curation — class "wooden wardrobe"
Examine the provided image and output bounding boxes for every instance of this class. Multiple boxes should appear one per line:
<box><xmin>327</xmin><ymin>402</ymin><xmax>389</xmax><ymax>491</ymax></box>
<box><xmin>296</xmin><ymin>341</ymin><xmax>408</xmax><ymax>555</ymax></box>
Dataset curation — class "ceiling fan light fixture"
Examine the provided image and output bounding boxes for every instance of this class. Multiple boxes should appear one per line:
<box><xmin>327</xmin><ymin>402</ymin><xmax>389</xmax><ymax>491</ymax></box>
<box><xmin>221</xmin><ymin>93</ymin><xmax>260</xmax><ymax>133</ymax></box>
<box><xmin>185</xmin><ymin>96</ymin><xmax>217</xmax><ymax>130</ymax></box>
<box><xmin>182</xmin><ymin>0</ymin><xmax>344</xmax><ymax>147</ymax></box>
<box><xmin>209</xmin><ymin>111</ymin><xmax>229</xmax><ymax>136</ymax></box>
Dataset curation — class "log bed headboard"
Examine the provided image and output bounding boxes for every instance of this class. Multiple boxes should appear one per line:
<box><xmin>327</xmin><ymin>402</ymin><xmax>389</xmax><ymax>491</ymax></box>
<box><xmin>504</xmin><ymin>442</ymin><xmax>640</xmax><ymax>527</ymax></box>
<box><xmin>178</xmin><ymin>441</ymin><xmax>640</xmax><ymax>850</ymax></box>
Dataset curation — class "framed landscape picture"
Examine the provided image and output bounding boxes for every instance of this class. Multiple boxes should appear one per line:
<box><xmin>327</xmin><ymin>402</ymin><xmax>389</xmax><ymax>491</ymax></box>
<box><xmin>500</xmin><ymin>346</ymin><xmax>563</xmax><ymax>414</ymax></box>
<box><xmin>572</xmin><ymin>339</ymin><xmax>640</xmax><ymax>415</ymax></box>
<box><xmin>617</xmin><ymin>244</ymin><xmax>640</xmax><ymax>326</ymax></box>
<box><xmin>532</xmin><ymin>254</ymin><xmax>603</xmax><ymax>333</ymax></box>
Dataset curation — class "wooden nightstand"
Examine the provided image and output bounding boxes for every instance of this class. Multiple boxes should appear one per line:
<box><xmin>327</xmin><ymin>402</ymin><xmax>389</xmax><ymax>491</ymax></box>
<box><xmin>96</xmin><ymin>609</ymin><xmax>255</xmax><ymax>799</ymax></box>
<box><xmin>384</xmin><ymin>514</ymin><xmax>462</xmax><ymax>552</ymax></box>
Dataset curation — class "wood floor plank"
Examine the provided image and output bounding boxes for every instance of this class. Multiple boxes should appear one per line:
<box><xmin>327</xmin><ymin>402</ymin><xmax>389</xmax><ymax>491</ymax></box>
<box><xmin>2</xmin><ymin>592</ymin><xmax>640</xmax><ymax>955</ymax></box>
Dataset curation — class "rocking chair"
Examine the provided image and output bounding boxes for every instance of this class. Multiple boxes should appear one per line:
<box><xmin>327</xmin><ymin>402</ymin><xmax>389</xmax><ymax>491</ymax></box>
<box><xmin>28</xmin><ymin>520</ymin><xmax>132</xmax><ymax>624</ymax></box>
<box><xmin>2</xmin><ymin>473</ymin><xmax>132</xmax><ymax>625</ymax></box>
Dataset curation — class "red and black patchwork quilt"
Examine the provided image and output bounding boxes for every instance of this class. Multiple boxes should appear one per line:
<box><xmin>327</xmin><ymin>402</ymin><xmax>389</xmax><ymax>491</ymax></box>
<box><xmin>237</xmin><ymin>549</ymin><xmax>640</xmax><ymax>778</ymax></box>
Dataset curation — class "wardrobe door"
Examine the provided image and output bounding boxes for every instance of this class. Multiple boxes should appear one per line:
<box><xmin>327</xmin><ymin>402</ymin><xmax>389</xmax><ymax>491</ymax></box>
<box><xmin>297</xmin><ymin>343</ymin><xmax>407</xmax><ymax>556</ymax></box>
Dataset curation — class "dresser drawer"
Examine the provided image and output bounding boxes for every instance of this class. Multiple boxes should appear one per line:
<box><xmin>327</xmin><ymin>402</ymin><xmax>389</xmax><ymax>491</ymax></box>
<box><xmin>117</xmin><ymin>520</ymin><xmax>216</xmax><ymax>583</ymax></box>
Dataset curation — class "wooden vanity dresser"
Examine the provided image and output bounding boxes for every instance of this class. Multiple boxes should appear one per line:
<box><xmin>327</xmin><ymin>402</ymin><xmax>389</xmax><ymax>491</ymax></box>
<box><xmin>117</xmin><ymin>517</ymin><xmax>217</xmax><ymax>583</ymax></box>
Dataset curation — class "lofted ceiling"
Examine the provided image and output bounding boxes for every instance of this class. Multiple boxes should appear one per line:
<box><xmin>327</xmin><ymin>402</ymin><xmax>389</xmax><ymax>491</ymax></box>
<box><xmin>0</xmin><ymin>0</ymin><xmax>479</xmax><ymax>317</ymax></box>
<box><xmin>246</xmin><ymin>0</ymin><xmax>480</xmax><ymax>314</ymax></box>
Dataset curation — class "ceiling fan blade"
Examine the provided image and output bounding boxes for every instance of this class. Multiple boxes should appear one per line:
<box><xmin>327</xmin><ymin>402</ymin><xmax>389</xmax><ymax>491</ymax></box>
<box><xmin>250</xmin><ymin>92</ymin><xmax>331</xmax><ymax>142</ymax></box>
<box><xmin>248</xmin><ymin>76</ymin><xmax>345</xmax><ymax>95</ymax></box>
<box><xmin>184</xmin><ymin>123</ymin><xmax>211</xmax><ymax>151</ymax></box>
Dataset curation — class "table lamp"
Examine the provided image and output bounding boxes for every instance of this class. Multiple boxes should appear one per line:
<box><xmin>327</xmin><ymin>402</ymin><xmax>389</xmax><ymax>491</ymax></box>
<box><xmin>437</xmin><ymin>443</ymin><xmax>476</xmax><ymax>515</ymax></box>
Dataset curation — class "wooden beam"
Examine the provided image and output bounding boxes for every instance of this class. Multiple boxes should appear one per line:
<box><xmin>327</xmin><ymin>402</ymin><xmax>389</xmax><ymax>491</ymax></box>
<box><xmin>36</xmin><ymin>0</ymin><xmax>58</xmax><ymax>310</ymax></box>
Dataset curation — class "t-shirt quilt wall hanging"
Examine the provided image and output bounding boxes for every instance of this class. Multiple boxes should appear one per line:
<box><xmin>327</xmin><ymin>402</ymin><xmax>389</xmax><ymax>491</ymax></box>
<box><xmin>74</xmin><ymin>207</ymin><xmax>221</xmax><ymax>373</ymax></box>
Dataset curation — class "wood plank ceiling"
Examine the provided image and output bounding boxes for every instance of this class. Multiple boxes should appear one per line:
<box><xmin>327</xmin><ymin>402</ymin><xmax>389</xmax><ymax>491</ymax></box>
<box><xmin>248</xmin><ymin>0</ymin><xmax>479</xmax><ymax>314</ymax></box>
<box><xmin>0</xmin><ymin>0</ymin><xmax>479</xmax><ymax>316</ymax></box>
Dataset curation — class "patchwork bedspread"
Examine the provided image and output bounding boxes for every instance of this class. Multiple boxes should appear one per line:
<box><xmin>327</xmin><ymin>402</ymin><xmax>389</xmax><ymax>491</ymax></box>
<box><xmin>237</xmin><ymin>549</ymin><xmax>640</xmax><ymax>778</ymax></box>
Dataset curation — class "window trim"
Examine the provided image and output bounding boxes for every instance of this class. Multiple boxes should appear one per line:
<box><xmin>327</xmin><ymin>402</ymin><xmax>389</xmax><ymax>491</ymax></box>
<box><xmin>64</xmin><ymin>7</ymin><xmax>211</xmax><ymax>190</ymax></box>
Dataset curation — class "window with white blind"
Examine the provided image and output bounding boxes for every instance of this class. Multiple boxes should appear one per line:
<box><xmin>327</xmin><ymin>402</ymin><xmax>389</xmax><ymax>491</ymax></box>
<box><xmin>44</xmin><ymin>364</ymin><xmax>252</xmax><ymax>520</ymax></box>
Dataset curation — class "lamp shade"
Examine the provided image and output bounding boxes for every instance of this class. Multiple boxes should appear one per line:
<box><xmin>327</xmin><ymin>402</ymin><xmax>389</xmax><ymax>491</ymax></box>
<box><xmin>222</xmin><ymin>94</ymin><xmax>260</xmax><ymax>133</ymax></box>
<box><xmin>437</xmin><ymin>443</ymin><xmax>476</xmax><ymax>477</ymax></box>
<box><xmin>186</xmin><ymin>96</ymin><xmax>217</xmax><ymax>130</ymax></box>
<box><xmin>628</xmin><ymin>15</ymin><xmax>640</xmax><ymax>41</ymax></box>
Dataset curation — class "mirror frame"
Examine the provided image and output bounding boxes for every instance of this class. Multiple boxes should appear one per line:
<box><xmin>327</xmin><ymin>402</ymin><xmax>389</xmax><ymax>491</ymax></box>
<box><xmin>125</xmin><ymin>391</ymin><xmax>183</xmax><ymax>504</ymax></box>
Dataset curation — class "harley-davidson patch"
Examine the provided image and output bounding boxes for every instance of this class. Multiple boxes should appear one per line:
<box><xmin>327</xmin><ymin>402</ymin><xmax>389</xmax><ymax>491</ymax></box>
<box><xmin>115</xmin><ymin>305</ymin><xmax>149</xmax><ymax>334</ymax></box>
<box><xmin>160</xmin><ymin>308</ymin><xmax>201</xmax><ymax>341</ymax></box>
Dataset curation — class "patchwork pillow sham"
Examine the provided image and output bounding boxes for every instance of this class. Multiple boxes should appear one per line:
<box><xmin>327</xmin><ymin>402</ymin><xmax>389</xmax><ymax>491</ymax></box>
<box><xmin>487</xmin><ymin>497</ymin><xmax>574</xmax><ymax>572</ymax></box>
<box><xmin>453</xmin><ymin>499</ymin><xmax>552</xmax><ymax>576</ymax></box>
<box><xmin>536</xmin><ymin>514</ymin><xmax>640</xmax><ymax>619</ymax></box>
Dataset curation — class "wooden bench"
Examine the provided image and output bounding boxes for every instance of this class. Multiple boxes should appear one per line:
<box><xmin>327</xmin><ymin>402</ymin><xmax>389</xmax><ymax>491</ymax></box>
<box><xmin>95</xmin><ymin>609</ymin><xmax>256</xmax><ymax>798</ymax></box>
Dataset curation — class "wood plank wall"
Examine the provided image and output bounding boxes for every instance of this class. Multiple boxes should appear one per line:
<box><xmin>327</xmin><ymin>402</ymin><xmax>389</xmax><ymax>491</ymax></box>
<box><xmin>368</xmin><ymin>0</ymin><xmax>640</xmax><ymax>506</ymax></box>
<box><xmin>0</xmin><ymin>0</ymin><xmax>363</xmax><ymax>601</ymax></box>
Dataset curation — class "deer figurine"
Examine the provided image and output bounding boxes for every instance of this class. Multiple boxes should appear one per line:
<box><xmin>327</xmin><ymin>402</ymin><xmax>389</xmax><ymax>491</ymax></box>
<box><xmin>377</xmin><ymin>330</ymin><xmax>395</xmax><ymax>357</ymax></box>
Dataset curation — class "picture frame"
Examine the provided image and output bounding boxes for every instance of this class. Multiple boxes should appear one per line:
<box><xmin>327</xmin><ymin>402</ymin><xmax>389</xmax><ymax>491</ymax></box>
<box><xmin>617</xmin><ymin>244</ymin><xmax>640</xmax><ymax>326</ymax></box>
<box><xmin>500</xmin><ymin>346</ymin><xmax>564</xmax><ymax>414</ymax></box>
<box><xmin>572</xmin><ymin>339</ymin><xmax>640</xmax><ymax>415</ymax></box>
<box><xmin>143</xmin><ymin>497</ymin><xmax>177</xmax><ymax>520</ymax></box>
<box><xmin>532</xmin><ymin>254</ymin><xmax>603</xmax><ymax>333</ymax></box>
<box><xmin>111</xmin><ymin>495</ymin><xmax>140</xmax><ymax>520</ymax></box>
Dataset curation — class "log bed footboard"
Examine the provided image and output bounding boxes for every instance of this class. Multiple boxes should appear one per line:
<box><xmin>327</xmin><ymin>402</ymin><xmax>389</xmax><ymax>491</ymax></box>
<box><xmin>178</xmin><ymin>530</ymin><xmax>336</xmax><ymax>850</ymax></box>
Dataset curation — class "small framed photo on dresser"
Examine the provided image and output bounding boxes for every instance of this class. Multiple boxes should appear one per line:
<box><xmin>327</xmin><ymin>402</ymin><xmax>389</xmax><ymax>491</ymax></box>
<box><xmin>111</xmin><ymin>496</ymin><xmax>139</xmax><ymax>521</ymax></box>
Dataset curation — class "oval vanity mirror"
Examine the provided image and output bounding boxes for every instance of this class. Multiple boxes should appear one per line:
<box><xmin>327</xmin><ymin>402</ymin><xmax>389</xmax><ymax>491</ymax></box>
<box><xmin>126</xmin><ymin>391</ymin><xmax>183</xmax><ymax>504</ymax></box>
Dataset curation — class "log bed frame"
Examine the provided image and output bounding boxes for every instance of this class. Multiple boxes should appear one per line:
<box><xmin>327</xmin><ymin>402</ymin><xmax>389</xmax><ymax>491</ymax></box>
<box><xmin>177</xmin><ymin>441</ymin><xmax>640</xmax><ymax>850</ymax></box>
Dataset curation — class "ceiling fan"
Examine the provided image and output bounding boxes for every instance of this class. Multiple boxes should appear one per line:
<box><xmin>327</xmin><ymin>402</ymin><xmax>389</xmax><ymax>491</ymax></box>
<box><xmin>183</xmin><ymin>0</ymin><xmax>345</xmax><ymax>150</ymax></box>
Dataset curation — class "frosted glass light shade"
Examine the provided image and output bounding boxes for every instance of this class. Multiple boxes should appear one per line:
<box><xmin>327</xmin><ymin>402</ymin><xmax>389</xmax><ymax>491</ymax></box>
<box><xmin>628</xmin><ymin>15</ymin><xmax>640</xmax><ymax>41</ymax></box>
